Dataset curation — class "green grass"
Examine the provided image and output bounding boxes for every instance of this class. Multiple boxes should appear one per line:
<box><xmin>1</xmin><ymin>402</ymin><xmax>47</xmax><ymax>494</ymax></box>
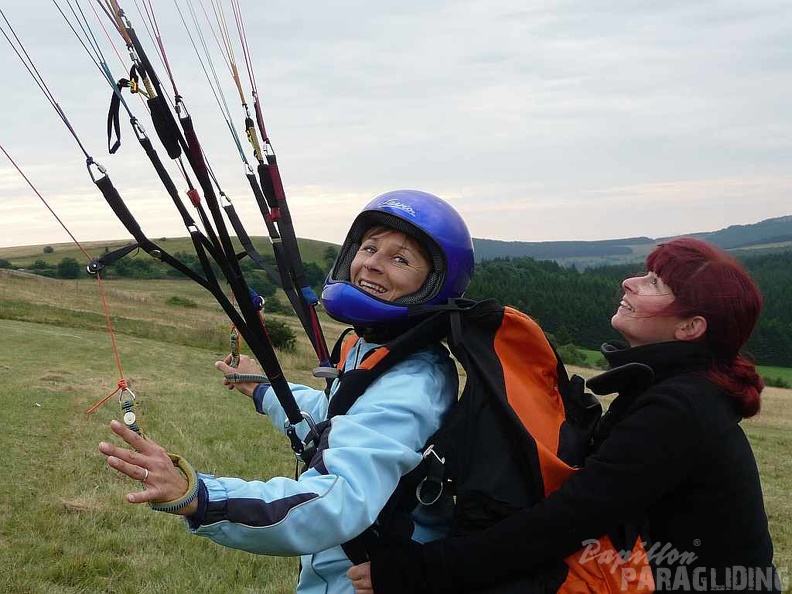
<box><xmin>579</xmin><ymin>348</ymin><xmax>606</xmax><ymax>368</ymax></box>
<box><xmin>0</xmin><ymin>318</ymin><xmax>305</xmax><ymax>593</ymax></box>
<box><xmin>0</xmin><ymin>270</ymin><xmax>344</xmax><ymax>593</ymax></box>
<box><xmin>759</xmin><ymin>365</ymin><xmax>792</xmax><ymax>385</ymax></box>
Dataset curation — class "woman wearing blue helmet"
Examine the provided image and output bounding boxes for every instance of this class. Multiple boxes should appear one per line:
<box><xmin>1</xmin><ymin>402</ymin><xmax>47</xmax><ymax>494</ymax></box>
<box><xmin>99</xmin><ymin>189</ymin><xmax>474</xmax><ymax>594</ymax></box>
<box><xmin>323</xmin><ymin>189</ymin><xmax>475</xmax><ymax>330</ymax></box>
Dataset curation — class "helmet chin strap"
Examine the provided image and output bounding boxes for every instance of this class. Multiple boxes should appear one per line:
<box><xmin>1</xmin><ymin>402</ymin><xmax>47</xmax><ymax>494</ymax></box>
<box><xmin>353</xmin><ymin>318</ymin><xmax>423</xmax><ymax>344</ymax></box>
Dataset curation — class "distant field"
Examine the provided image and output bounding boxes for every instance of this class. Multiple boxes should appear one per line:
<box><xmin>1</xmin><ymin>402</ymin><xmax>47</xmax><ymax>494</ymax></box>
<box><xmin>0</xmin><ymin>235</ymin><xmax>339</xmax><ymax>268</ymax></box>
<box><xmin>580</xmin><ymin>348</ymin><xmax>605</xmax><ymax>367</ymax></box>
<box><xmin>761</xmin><ymin>366</ymin><xmax>792</xmax><ymax>384</ymax></box>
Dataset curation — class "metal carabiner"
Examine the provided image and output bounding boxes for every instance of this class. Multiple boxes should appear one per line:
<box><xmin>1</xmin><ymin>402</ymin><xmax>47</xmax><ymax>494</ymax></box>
<box><xmin>131</xmin><ymin>118</ymin><xmax>149</xmax><ymax>142</ymax></box>
<box><xmin>86</xmin><ymin>158</ymin><xmax>107</xmax><ymax>183</ymax></box>
<box><xmin>415</xmin><ymin>445</ymin><xmax>446</xmax><ymax>506</ymax></box>
<box><xmin>119</xmin><ymin>385</ymin><xmax>140</xmax><ymax>434</ymax></box>
<box><xmin>229</xmin><ymin>326</ymin><xmax>241</xmax><ymax>368</ymax></box>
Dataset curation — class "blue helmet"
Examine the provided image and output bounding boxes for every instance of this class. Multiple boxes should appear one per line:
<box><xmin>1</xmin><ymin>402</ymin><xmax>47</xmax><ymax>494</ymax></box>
<box><xmin>321</xmin><ymin>189</ymin><xmax>474</xmax><ymax>326</ymax></box>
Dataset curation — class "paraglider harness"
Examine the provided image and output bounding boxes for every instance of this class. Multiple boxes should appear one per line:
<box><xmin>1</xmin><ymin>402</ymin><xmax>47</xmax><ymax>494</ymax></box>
<box><xmin>309</xmin><ymin>298</ymin><xmax>653</xmax><ymax>592</ymax></box>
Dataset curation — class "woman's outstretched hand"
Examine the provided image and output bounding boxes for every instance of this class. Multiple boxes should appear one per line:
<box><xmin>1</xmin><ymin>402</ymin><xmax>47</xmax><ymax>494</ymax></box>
<box><xmin>98</xmin><ymin>420</ymin><xmax>197</xmax><ymax>515</ymax></box>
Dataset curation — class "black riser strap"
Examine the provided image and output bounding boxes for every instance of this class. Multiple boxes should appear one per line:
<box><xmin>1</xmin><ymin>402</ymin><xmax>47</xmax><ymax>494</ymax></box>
<box><xmin>95</xmin><ymin>174</ymin><xmax>145</xmax><ymax>243</ymax></box>
<box><xmin>138</xmin><ymin>136</ymin><xmax>194</xmax><ymax>227</ymax></box>
<box><xmin>147</xmin><ymin>96</ymin><xmax>182</xmax><ymax>159</ymax></box>
<box><xmin>120</xmin><ymin>21</ymin><xmax>305</xmax><ymax>430</ymax></box>
<box><xmin>245</xmin><ymin>172</ymin><xmax>280</xmax><ymax>240</ymax></box>
<box><xmin>257</xmin><ymin>162</ymin><xmax>278</xmax><ymax>211</ymax></box>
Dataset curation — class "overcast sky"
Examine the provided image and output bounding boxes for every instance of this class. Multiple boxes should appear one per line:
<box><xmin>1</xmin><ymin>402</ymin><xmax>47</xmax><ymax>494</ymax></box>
<box><xmin>1</xmin><ymin>0</ymin><xmax>791</xmax><ymax>251</ymax></box>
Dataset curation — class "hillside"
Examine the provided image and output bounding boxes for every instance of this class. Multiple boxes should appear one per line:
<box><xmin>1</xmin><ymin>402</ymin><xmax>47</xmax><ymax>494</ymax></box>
<box><xmin>473</xmin><ymin>214</ymin><xmax>792</xmax><ymax>267</ymax></box>
<box><xmin>0</xmin><ymin>236</ymin><xmax>338</xmax><ymax>269</ymax></box>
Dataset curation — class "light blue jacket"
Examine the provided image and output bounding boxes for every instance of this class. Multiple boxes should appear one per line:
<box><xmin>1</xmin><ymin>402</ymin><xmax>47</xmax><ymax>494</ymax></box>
<box><xmin>188</xmin><ymin>337</ymin><xmax>457</xmax><ymax>593</ymax></box>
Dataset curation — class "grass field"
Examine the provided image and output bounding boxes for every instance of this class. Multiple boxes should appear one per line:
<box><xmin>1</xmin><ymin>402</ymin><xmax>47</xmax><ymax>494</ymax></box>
<box><xmin>0</xmin><ymin>270</ymin><xmax>789</xmax><ymax>592</ymax></box>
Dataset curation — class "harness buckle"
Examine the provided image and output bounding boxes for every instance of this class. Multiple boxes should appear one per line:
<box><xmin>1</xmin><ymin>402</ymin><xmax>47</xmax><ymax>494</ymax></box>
<box><xmin>312</xmin><ymin>366</ymin><xmax>340</xmax><ymax>380</ymax></box>
<box><xmin>284</xmin><ymin>410</ymin><xmax>319</xmax><ymax>463</ymax></box>
<box><xmin>415</xmin><ymin>445</ymin><xmax>445</xmax><ymax>506</ymax></box>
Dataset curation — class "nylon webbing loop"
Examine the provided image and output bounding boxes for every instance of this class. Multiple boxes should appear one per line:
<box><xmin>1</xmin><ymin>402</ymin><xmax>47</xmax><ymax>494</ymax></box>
<box><xmin>106</xmin><ymin>65</ymin><xmax>140</xmax><ymax>153</ymax></box>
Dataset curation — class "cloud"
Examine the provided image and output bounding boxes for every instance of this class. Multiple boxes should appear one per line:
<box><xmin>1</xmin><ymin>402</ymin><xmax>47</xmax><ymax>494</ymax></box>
<box><xmin>1</xmin><ymin>0</ymin><xmax>791</xmax><ymax>250</ymax></box>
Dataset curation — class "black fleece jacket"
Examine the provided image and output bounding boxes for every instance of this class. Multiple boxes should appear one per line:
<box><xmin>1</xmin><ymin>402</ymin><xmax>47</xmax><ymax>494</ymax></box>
<box><xmin>371</xmin><ymin>341</ymin><xmax>778</xmax><ymax>593</ymax></box>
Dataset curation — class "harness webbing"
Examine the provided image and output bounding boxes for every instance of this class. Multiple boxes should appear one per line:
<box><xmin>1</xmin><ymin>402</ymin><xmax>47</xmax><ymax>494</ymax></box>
<box><xmin>4</xmin><ymin>6</ymin><xmax>308</xmax><ymax>439</ymax></box>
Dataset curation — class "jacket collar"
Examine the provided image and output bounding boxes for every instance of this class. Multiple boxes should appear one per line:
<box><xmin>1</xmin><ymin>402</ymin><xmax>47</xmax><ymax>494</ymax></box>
<box><xmin>587</xmin><ymin>340</ymin><xmax>713</xmax><ymax>396</ymax></box>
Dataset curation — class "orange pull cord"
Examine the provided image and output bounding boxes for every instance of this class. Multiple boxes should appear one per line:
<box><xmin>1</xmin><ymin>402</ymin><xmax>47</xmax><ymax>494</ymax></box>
<box><xmin>0</xmin><ymin>143</ymin><xmax>131</xmax><ymax>417</ymax></box>
<box><xmin>84</xmin><ymin>272</ymin><xmax>130</xmax><ymax>416</ymax></box>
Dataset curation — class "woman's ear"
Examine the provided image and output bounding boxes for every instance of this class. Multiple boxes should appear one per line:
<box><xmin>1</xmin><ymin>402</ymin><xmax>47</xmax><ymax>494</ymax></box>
<box><xmin>675</xmin><ymin>316</ymin><xmax>707</xmax><ymax>342</ymax></box>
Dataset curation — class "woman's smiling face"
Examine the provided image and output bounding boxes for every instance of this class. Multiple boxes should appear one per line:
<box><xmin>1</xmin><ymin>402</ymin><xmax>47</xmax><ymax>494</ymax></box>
<box><xmin>611</xmin><ymin>271</ymin><xmax>684</xmax><ymax>347</ymax></box>
<box><xmin>350</xmin><ymin>227</ymin><xmax>431</xmax><ymax>303</ymax></box>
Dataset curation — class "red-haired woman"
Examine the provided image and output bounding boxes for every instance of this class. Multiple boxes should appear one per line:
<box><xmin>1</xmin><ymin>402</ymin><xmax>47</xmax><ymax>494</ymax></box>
<box><xmin>348</xmin><ymin>237</ymin><xmax>779</xmax><ymax>594</ymax></box>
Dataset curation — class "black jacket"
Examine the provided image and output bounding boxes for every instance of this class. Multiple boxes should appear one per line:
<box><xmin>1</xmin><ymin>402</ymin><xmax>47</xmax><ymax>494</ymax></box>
<box><xmin>372</xmin><ymin>340</ymin><xmax>778</xmax><ymax>593</ymax></box>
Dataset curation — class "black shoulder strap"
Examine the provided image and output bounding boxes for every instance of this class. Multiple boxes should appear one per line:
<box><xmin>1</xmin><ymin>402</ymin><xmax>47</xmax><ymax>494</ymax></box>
<box><xmin>329</xmin><ymin>327</ymin><xmax>357</xmax><ymax>368</ymax></box>
<box><xmin>331</xmin><ymin>307</ymin><xmax>464</xmax><ymax>565</ymax></box>
<box><xmin>326</xmin><ymin>310</ymin><xmax>452</xmax><ymax>419</ymax></box>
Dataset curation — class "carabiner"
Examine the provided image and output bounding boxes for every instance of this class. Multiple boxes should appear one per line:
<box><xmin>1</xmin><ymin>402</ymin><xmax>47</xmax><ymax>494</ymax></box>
<box><xmin>119</xmin><ymin>385</ymin><xmax>140</xmax><ymax>434</ymax></box>
<box><xmin>86</xmin><ymin>158</ymin><xmax>107</xmax><ymax>182</ymax></box>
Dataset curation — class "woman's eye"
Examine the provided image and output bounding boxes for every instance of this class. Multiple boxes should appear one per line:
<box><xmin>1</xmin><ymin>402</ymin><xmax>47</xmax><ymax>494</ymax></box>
<box><xmin>361</xmin><ymin>245</ymin><xmax>376</xmax><ymax>254</ymax></box>
<box><xmin>394</xmin><ymin>255</ymin><xmax>408</xmax><ymax>265</ymax></box>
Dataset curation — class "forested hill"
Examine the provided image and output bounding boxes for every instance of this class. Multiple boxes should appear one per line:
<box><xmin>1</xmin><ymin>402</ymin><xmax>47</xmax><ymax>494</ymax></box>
<box><xmin>673</xmin><ymin>215</ymin><xmax>792</xmax><ymax>249</ymax></box>
<box><xmin>473</xmin><ymin>215</ymin><xmax>792</xmax><ymax>268</ymax></box>
<box><xmin>466</xmin><ymin>249</ymin><xmax>792</xmax><ymax>367</ymax></box>
<box><xmin>2</xmin><ymin>235</ymin><xmax>789</xmax><ymax>366</ymax></box>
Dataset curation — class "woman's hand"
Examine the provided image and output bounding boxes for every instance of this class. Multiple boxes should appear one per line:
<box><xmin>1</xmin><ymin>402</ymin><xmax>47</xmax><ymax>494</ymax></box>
<box><xmin>98</xmin><ymin>420</ymin><xmax>197</xmax><ymax>515</ymax></box>
<box><xmin>347</xmin><ymin>562</ymin><xmax>373</xmax><ymax>594</ymax></box>
<box><xmin>215</xmin><ymin>354</ymin><xmax>264</xmax><ymax>398</ymax></box>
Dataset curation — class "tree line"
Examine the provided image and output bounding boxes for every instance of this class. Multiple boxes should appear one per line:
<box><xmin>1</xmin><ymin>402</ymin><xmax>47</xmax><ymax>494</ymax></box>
<box><xmin>0</xmin><ymin>251</ymin><xmax>328</xmax><ymax>306</ymax></box>
<box><xmin>3</xmin><ymin>245</ymin><xmax>790</xmax><ymax>367</ymax></box>
<box><xmin>465</xmin><ymin>250</ymin><xmax>792</xmax><ymax>368</ymax></box>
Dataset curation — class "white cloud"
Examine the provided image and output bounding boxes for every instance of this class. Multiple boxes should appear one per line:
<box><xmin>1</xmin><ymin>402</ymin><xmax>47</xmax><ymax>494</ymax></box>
<box><xmin>1</xmin><ymin>0</ymin><xmax>791</xmax><ymax>251</ymax></box>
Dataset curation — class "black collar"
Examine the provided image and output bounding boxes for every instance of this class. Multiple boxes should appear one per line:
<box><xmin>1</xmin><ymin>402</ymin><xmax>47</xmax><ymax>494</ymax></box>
<box><xmin>587</xmin><ymin>340</ymin><xmax>713</xmax><ymax>396</ymax></box>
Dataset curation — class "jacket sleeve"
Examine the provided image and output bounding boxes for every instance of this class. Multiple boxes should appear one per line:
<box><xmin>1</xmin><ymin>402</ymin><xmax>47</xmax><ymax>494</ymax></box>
<box><xmin>253</xmin><ymin>381</ymin><xmax>330</xmax><ymax>442</ymax></box>
<box><xmin>407</xmin><ymin>383</ymin><xmax>705</xmax><ymax>593</ymax></box>
<box><xmin>188</xmin><ymin>347</ymin><xmax>456</xmax><ymax>557</ymax></box>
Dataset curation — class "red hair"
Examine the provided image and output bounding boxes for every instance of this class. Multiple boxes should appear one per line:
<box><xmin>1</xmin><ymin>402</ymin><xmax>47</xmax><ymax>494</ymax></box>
<box><xmin>646</xmin><ymin>238</ymin><xmax>764</xmax><ymax>417</ymax></box>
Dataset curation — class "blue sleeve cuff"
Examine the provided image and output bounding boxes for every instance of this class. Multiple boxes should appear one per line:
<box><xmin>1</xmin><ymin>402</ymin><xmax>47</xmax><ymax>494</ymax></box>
<box><xmin>252</xmin><ymin>382</ymin><xmax>271</xmax><ymax>414</ymax></box>
<box><xmin>186</xmin><ymin>479</ymin><xmax>209</xmax><ymax>530</ymax></box>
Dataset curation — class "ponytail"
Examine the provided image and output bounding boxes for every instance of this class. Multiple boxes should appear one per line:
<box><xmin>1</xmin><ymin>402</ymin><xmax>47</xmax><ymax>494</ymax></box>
<box><xmin>705</xmin><ymin>355</ymin><xmax>764</xmax><ymax>418</ymax></box>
